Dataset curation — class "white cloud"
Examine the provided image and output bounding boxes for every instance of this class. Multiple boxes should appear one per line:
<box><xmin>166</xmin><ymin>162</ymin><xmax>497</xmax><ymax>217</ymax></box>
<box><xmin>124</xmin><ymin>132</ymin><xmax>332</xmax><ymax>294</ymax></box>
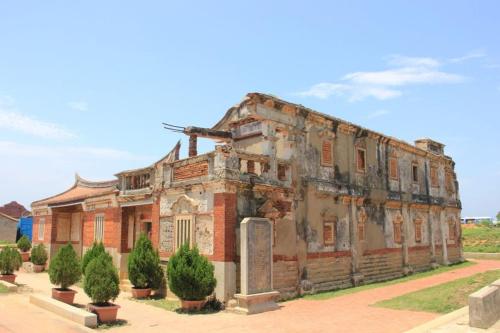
<box><xmin>450</xmin><ymin>50</ymin><xmax>486</xmax><ymax>63</ymax></box>
<box><xmin>68</xmin><ymin>101</ymin><xmax>88</xmax><ymax>112</ymax></box>
<box><xmin>0</xmin><ymin>141</ymin><xmax>143</xmax><ymax>160</ymax></box>
<box><xmin>297</xmin><ymin>55</ymin><xmax>463</xmax><ymax>102</ymax></box>
<box><xmin>343</xmin><ymin>67</ymin><xmax>463</xmax><ymax>86</ymax></box>
<box><xmin>298</xmin><ymin>83</ymin><xmax>401</xmax><ymax>101</ymax></box>
<box><xmin>366</xmin><ymin>109</ymin><xmax>390</xmax><ymax>119</ymax></box>
<box><xmin>387</xmin><ymin>55</ymin><xmax>441</xmax><ymax>68</ymax></box>
<box><xmin>0</xmin><ymin>98</ymin><xmax>76</xmax><ymax>139</ymax></box>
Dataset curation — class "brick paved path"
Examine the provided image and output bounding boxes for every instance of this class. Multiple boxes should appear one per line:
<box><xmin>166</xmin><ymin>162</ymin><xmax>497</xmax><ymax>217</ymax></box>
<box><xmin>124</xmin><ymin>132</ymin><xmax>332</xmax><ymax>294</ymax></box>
<box><xmin>2</xmin><ymin>259</ymin><xmax>499</xmax><ymax>333</ymax></box>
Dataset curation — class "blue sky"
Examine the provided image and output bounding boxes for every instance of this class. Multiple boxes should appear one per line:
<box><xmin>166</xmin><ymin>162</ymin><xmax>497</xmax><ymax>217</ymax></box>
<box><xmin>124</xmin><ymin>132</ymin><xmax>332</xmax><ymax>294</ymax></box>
<box><xmin>0</xmin><ymin>1</ymin><xmax>498</xmax><ymax>217</ymax></box>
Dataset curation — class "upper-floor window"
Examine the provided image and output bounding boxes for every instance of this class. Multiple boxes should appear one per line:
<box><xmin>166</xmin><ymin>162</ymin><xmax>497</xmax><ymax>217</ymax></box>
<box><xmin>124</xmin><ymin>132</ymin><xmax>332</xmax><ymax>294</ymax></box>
<box><xmin>412</xmin><ymin>163</ymin><xmax>419</xmax><ymax>183</ymax></box>
<box><xmin>356</xmin><ymin>148</ymin><xmax>366</xmax><ymax>173</ymax></box>
<box><xmin>125</xmin><ymin>173</ymin><xmax>150</xmax><ymax>190</ymax></box>
<box><xmin>278</xmin><ymin>163</ymin><xmax>288</xmax><ymax>181</ymax></box>
<box><xmin>389</xmin><ymin>157</ymin><xmax>398</xmax><ymax>180</ymax></box>
<box><xmin>430</xmin><ymin>165</ymin><xmax>439</xmax><ymax>187</ymax></box>
<box><xmin>321</xmin><ymin>140</ymin><xmax>333</xmax><ymax>167</ymax></box>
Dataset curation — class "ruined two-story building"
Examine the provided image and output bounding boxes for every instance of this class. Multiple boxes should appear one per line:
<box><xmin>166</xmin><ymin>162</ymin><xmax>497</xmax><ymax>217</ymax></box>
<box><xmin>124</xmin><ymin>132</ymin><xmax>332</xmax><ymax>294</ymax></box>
<box><xmin>31</xmin><ymin>92</ymin><xmax>463</xmax><ymax>302</ymax></box>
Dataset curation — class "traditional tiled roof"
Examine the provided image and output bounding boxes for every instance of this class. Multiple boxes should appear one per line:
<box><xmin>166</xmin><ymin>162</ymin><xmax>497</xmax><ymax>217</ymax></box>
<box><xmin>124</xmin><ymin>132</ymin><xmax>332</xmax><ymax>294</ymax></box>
<box><xmin>32</xmin><ymin>174</ymin><xmax>118</xmax><ymax>207</ymax></box>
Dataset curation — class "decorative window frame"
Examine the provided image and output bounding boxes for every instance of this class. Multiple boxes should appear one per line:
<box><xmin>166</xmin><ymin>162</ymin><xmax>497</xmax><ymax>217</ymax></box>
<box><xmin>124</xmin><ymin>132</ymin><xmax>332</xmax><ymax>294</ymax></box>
<box><xmin>38</xmin><ymin>217</ymin><xmax>45</xmax><ymax>241</ymax></box>
<box><xmin>393</xmin><ymin>215</ymin><xmax>403</xmax><ymax>244</ymax></box>
<box><xmin>321</xmin><ymin>139</ymin><xmax>334</xmax><ymax>167</ymax></box>
<box><xmin>323</xmin><ymin>220</ymin><xmax>336</xmax><ymax>247</ymax></box>
<box><xmin>94</xmin><ymin>213</ymin><xmax>105</xmax><ymax>242</ymax></box>
<box><xmin>414</xmin><ymin>218</ymin><xmax>423</xmax><ymax>243</ymax></box>
<box><xmin>412</xmin><ymin>162</ymin><xmax>419</xmax><ymax>183</ymax></box>
<box><xmin>358</xmin><ymin>209</ymin><xmax>367</xmax><ymax>242</ymax></box>
<box><xmin>174</xmin><ymin>214</ymin><xmax>194</xmax><ymax>250</ymax></box>
<box><xmin>430</xmin><ymin>164</ymin><xmax>439</xmax><ymax>188</ymax></box>
<box><xmin>389</xmin><ymin>157</ymin><xmax>399</xmax><ymax>180</ymax></box>
<box><xmin>356</xmin><ymin>147</ymin><xmax>367</xmax><ymax>173</ymax></box>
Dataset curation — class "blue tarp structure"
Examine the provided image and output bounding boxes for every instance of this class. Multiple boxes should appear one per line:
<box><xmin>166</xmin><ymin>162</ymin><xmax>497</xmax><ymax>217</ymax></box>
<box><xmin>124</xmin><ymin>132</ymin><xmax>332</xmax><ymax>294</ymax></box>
<box><xmin>18</xmin><ymin>216</ymin><xmax>33</xmax><ymax>241</ymax></box>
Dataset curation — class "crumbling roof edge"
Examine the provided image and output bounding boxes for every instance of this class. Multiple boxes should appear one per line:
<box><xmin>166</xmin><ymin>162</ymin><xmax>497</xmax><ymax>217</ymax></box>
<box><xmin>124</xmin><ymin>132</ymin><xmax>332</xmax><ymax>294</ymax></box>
<box><xmin>216</xmin><ymin>92</ymin><xmax>448</xmax><ymax>159</ymax></box>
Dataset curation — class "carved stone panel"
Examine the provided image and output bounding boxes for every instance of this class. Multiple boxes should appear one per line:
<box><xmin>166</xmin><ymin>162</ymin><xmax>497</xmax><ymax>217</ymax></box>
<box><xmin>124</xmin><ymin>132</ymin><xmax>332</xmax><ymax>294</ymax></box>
<box><xmin>159</xmin><ymin>217</ymin><xmax>174</xmax><ymax>252</ymax></box>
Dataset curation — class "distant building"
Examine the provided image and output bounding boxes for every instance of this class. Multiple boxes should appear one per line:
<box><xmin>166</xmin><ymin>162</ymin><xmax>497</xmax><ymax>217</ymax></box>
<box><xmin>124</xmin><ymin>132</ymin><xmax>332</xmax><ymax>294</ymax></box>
<box><xmin>0</xmin><ymin>212</ymin><xmax>18</xmax><ymax>243</ymax></box>
<box><xmin>461</xmin><ymin>217</ymin><xmax>493</xmax><ymax>224</ymax></box>
<box><xmin>0</xmin><ymin>201</ymin><xmax>30</xmax><ymax>219</ymax></box>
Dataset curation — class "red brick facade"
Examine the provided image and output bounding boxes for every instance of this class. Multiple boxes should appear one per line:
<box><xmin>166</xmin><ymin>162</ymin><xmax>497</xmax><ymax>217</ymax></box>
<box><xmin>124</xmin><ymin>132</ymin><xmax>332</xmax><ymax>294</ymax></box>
<box><xmin>213</xmin><ymin>192</ymin><xmax>237</xmax><ymax>262</ymax></box>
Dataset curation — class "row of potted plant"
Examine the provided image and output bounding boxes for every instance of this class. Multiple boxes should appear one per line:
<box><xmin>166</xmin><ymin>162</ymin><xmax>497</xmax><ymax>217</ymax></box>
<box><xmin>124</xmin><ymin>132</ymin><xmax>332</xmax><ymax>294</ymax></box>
<box><xmin>0</xmin><ymin>241</ymin><xmax>48</xmax><ymax>283</ymax></box>
<box><xmin>48</xmin><ymin>243</ymin><xmax>120</xmax><ymax>323</ymax></box>
<box><xmin>126</xmin><ymin>234</ymin><xmax>217</xmax><ymax>311</ymax></box>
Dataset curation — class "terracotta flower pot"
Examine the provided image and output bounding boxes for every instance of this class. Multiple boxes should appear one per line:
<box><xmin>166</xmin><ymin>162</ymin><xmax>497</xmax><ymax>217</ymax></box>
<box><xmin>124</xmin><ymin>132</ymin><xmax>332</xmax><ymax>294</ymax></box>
<box><xmin>20</xmin><ymin>251</ymin><xmax>30</xmax><ymax>262</ymax></box>
<box><xmin>52</xmin><ymin>288</ymin><xmax>77</xmax><ymax>304</ymax></box>
<box><xmin>131</xmin><ymin>287</ymin><xmax>151</xmax><ymax>299</ymax></box>
<box><xmin>181</xmin><ymin>299</ymin><xmax>206</xmax><ymax>311</ymax></box>
<box><xmin>33</xmin><ymin>264</ymin><xmax>45</xmax><ymax>273</ymax></box>
<box><xmin>88</xmin><ymin>303</ymin><xmax>120</xmax><ymax>323</ymax></box>
<box><xmin>0</xmin><ymin>274</ymin><xmax>16</xmax><ymax>284</ymax></box>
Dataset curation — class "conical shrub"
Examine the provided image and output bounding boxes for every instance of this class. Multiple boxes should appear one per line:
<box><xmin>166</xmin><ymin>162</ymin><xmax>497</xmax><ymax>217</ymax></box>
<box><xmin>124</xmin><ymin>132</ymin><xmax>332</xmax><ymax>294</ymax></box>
<box><xmin>84</xmin><ymin>252</ymin><xmax>120</xmax><ymax>305</ymax></box>
<box><xmin>128</xmin><ymin>234</ymin><xmax>164</xmax><ymax>289</ymax></box>
<box><xmin>48</xmin><ymin>244</ymin><xmax>81</xmax><ymax>290</ymax></box>
<box><xmin>167</xmin><ymin>244</ymin><xmax>216</xmax><ymax>301</ymax></box>
<box><xmin>81</xmin><ymin>242</ymin><xmax>105</xmax><ymax>275</ymax></box>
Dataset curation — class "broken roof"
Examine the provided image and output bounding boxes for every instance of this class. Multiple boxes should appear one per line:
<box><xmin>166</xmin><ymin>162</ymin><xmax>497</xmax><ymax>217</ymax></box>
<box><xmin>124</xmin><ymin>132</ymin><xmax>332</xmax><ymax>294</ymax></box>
<box><xmin>213</xmin><ymin>92</ymin><xmax>448</xmax><ymax>159</ymax></box>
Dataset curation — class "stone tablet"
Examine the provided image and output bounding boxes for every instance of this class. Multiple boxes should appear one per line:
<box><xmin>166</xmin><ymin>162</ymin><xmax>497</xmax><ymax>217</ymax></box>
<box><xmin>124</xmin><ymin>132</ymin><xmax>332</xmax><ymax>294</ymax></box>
<box><xmin>241</xmin><ymin>217</ymin><xmax>273</xmax><ymax>295</ymax></box>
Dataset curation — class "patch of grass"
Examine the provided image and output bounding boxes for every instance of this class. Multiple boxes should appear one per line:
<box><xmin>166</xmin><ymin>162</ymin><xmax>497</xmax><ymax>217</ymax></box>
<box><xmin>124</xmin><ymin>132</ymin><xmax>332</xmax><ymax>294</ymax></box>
<box><xmin>301</xmin><ymin>261</ymin><xmax>474</xmax><ymax>301</ymax></box>
<box><xmin>97</xmin><ymin>319</ymin><xmax>128</xmax><ymax>330</ymax></box>
<box><xmin>132</xmin><ymin>295</ymin><xmax>180</xmax><ymax>312</ymax></box>
<box><xmin>462</xmin><ymin>226</ymin><xmax>500</xmax><ymax>253</ymax></box>
<box><xmin>0</xmin><ymin>284</ymin><xmax>8</xmax><ymax>293</ymax></box>
<box><xmin>374</xmin><ymin>269</ymin><xmax>500</xmax><ymax>313</ymax></box>
<box><xmin>131</xmin><ymin>295</ymin><xmax>222</xmax><ymax>314</ymax></box>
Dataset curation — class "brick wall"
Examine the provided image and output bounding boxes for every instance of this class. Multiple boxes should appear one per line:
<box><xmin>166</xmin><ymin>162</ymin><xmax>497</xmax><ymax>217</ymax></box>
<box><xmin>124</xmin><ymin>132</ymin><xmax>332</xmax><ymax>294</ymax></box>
<box><xmin>274</xmin><ymin>259</ymin><xmax>299</xmax><ymax>298</ymax></box>
<box><xmin>82</xmin><ymin>207</ymin><xmax>121</xmax><ymax>248</ymax></box>
<box><xmin>173</xmin><ymin>161</ymin><xmax>208</xmax><ymax>181</ymax></box>
<box><xmin>213</xmin><ymin>193</ymin><xmax>236</xmax><ymax>262</ymax></box>
<box><xmin>32</xmin><ymin>215</ymin><xmax>53</xmax><ymax>245</ymax></box>
<box><xmin>360</xmin><ymin>249</ymin><xmax>404</xmax><ymax>283</ymax></box>
<box><xmin>447</xmin><ymin>244</ymin><xmax>461</xmax><ymax>263</ymax></box>
<box><xmin>409</xmin><ymin>246</ymin><xmax>432</xmax><ymax>271</ymax></box>
<box><xmin>305</xmin><ymin>253</ymin><xmax>352</xmax><ymax>292</ymax></box>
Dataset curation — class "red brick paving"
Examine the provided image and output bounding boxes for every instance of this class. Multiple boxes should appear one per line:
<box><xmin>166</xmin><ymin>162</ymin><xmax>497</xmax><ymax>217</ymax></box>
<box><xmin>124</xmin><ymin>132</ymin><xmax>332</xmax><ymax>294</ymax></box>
<box><xmin>3</xmin><ymin>259</ymin><xmax>500</xmax><ymax>333</ymax></box>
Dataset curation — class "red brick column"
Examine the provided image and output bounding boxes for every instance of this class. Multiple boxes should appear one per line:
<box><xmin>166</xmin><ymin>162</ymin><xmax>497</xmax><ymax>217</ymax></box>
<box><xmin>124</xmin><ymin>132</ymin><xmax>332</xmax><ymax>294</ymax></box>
<box><xmin>151</xmin><ymin>197</ymin><xmax>160</xmax><ymax>250</ymax></box>
<box><xmin>213</xmin><ymin>193</ymin><xmax>237</xmax><ymax>262</ymax></box>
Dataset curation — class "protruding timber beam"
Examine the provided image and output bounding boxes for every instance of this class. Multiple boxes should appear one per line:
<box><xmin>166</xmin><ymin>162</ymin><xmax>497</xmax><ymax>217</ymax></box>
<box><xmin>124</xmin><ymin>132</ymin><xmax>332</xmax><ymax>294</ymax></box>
<box><xmin>163</xmin><ymin>123</ymin><xmax>232</xmax><ymax>141</ymax></box>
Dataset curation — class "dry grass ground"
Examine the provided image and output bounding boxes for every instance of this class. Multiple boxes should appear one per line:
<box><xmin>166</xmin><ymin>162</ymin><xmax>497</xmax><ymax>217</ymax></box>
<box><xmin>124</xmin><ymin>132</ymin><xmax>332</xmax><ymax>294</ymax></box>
<box><xmin>462</xmin><ymin>226</ymin><xmax>500</xmax><ymax>253</ymax></box>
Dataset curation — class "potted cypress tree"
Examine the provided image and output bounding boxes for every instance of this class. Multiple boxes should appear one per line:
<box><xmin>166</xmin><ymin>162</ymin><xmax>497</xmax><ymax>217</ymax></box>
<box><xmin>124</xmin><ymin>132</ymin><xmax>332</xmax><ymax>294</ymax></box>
<box><xmin>167</xmin><ymin>244</ymin><xmax>217</xmax><ymax>311</ymax></box>
<box><xmin>48</xmin><ymin>244</ymin><xmax>82</xmax><ymax>304</ymax></box>
<box><xmin>0</xmin><ymin>246</ymin><xmax>22</xmax><ymax>283</ymax></box>
<box><xmin>127</xmin><ymin>234</ymin><xmax>164</xmax><ymax>298</ymax></box>
<box><xmin>81</xmin><ymin>242</ymin><xmax>105</xmax><ymax>275</ymax></box>
<box><xmin>17</xmin><ymin>235</ymin><xmax>31</xmax><ymax>262</ymax></box>
<box><xmin>31</xmin><ymin>243</ymin><xmax>48</xmax><ymax>272</ymax></box>
<box><xmin>84</xmin><ymin>252</ymin><xmax>120</xmax><ymax>323</ymax></box>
